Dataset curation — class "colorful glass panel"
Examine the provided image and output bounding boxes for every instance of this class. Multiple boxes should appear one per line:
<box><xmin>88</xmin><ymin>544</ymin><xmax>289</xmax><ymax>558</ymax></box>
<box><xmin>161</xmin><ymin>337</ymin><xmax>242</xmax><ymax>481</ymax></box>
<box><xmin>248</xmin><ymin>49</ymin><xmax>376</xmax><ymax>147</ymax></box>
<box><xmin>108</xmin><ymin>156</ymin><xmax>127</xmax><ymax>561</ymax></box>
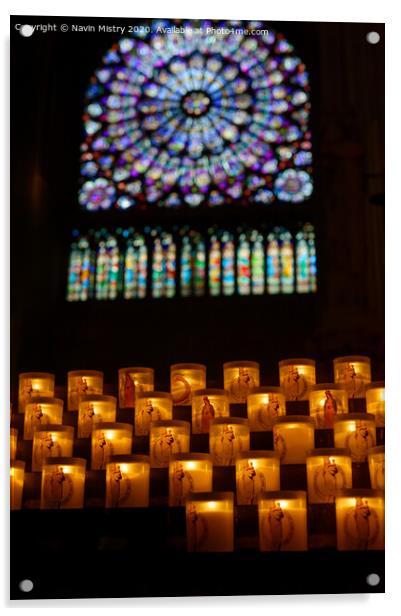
<box><xmin>237</xmin><ymin>235</ymin><xmax>251</xmax><ymax>295</ymax></box>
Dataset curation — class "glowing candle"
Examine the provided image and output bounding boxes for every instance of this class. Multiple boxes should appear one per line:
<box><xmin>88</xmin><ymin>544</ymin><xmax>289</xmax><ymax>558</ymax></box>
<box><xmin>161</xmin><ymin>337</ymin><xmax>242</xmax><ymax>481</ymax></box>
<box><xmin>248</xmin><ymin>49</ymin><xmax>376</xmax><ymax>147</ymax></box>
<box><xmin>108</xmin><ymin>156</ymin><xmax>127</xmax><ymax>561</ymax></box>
<box><xmin>68</xmin><ymin>370</ymin><xmax>103</xmax><ymax>411</ymax></box>
<box><xmin>186</xmin><ymin>492</ymin><xmax>234</xmax><ymax>552</ymax></box>
<box><xmin>91</xmin><ymin>423</ymin><xmax>133</xmax><ymax>470</ymax></box>
<box><xmin>10</xmin><ymin>461</ymin><xmax>25</xmax><ymax>510</ymax></box>
<box><xmin>273</xmin><ymin>416</ymin><xmax>315</xmax><ymax>464</ymax></box>
<box><xmin>333</xmin><ymin>414</ymin><xmax>376</xmax><ymax>462</ymax></box>
<box><xmin>118</xmin><ymin>367</ymin><xmax>154</xmax><ymax>409</ymax></box>
<box><xmin>368</xmin><ymin>446</ymin><xmax>385</xmax><ymax>490</ymax></box>
<box><xmin>236</xmin><ymin>451</ymin><xmax>280</xmax><ymax>505</ymax></box>
<box><xmin>365</xmin><ymin>382</ymin><xmax>385</xmax><ymax>427</ymax></box>
<box><xmin>170</xmin><ymin>364</ymin><xmax>206</xmax><ymax>406</ymax></box>
<box><xmin>309</xmin><ymin>384</ymin><xmax>348</xmax><ymax>429</ymax></box>
<box><xmin>32</xmin><ymin>425</ymin><xmax>74</xmax><ymax>472</ymax></box>
<box><xmin>24</xmin><ymin>397</ymin><xmax>64</xmax><ymax>440</ymax></box>
<box><xmin>78</xmin><ymin>394</ymin><xmax>117</xmax><ymax>438</ymax></box>
<box><xmin>209</xmin><ymin>418</ymin><xmax>250</xmax><ymax>466</ymax></box>
<box><xmin>333</xmin><ymin>356</ymin><xmax>371</xmax><ymax>399</ymax></box>
<box><xmin>306</xmin><ymin>448</ymin><xmax>352</xmax><ymax>504</ymax></box>
<box><xmin>135</xmin><ymin>391</ymin><xmax>173</xmax><ymax>436</ymax></box>
<box><xmin>106</xmin><ymin>455</ymin><xmax>150</xmax><ymax>508</ymax></box>
<box><xmin>223</xmin><ymin>361</ymin><xmax>260</xmax><ymax>403</ymax></box>
<box><xmin>247</xmin><ymin>387</ymin><xmax>286</xmax><ymax>431</ymax></box>
<box><xmin>279</xmin><ymin>359</ymin><xmax>316</xmax><ymax>401</ymax></box>
<box><xmin>150</xmin><ymin>420</ymin><xmax>190</xmax><ymax>468</ymax></box>
<box><xmin>18</xmin><ymin>372</ymin><xmax>55</xmax><ymax>413</ymax></box>
<box><xmin>258</xmin><ymin>490</ymin><xmax>308</xmax><ymax>551</ymax></box>
<box><xmin>41</xmin><ymin>457</ymin><xmax>86</xmax><ymax>509</ymax></box>
<box><xmin>10</xmin><ymin>428</ymin><xmax>18</xmax><ymax>461</ymax></box>
<box><xmin>169</xmin><ymin>453</ymin><xmax>213</xmax><ymax>506</ymax></box>
<box><xmin>335</xmin><ymin>489</ymin><xmax>384</xmax><ymax>550</ymax></box>
<box><xmin>192</xmin><ymin>389</ymin><xmax>230</xmax><ymax>434</ymax></box>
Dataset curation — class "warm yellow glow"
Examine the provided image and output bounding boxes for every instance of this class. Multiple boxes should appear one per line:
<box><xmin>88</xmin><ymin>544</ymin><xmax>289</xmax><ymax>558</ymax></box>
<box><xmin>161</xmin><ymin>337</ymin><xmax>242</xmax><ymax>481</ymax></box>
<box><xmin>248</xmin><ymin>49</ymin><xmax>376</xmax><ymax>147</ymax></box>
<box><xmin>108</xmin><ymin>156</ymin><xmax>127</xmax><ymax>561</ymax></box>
<box><xmin>105</xmin><ymin>431</ymin><xmax>115</xmax><ymax>440</ymax></box>
<box><xmin>207</xmin><ymin>500</ymin><xmax>218</xmax><ymax>509</ymax></box>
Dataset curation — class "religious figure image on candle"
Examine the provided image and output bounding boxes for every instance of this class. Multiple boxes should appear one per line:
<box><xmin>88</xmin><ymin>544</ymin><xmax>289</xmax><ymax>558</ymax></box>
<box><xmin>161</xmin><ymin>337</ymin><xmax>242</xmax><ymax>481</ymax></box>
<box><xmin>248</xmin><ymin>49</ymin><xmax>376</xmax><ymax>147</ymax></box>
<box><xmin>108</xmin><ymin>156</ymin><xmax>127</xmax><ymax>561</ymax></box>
<box><xmin>238</xmin><ymin>460</ymin><xmax>266</xmax><ymax>505</ymax></box>
<box><xmin>152</xmin><ymin>429</ymin><xmax>182</xmax><ymax>467</ymax></box>
<box><xmin>171</xmin><ymin>374</ymin><xmax>192</xmax><ymax>405</ymax></box>
<box><xmin>93</xmin><ymin>432</ymin><xmax>114</xmax><ymax>469</ymax></box>
<box><xmin>211</xmin><ymin>425</ymin><xmax>244</xmax><ymax>466</ymax></box>
<box><xmin>335</xmin><ymin>361</ymin><xmax>371</xmax><ymax>399</ymax></box>
<box><xmin>255</xmin><ymin>395</ymin><xmax>283</xmax><ymax>429</ymax></box>
<box><xmin>282</xmin><ymin>366</ymin><xmax>308</xmax><ymax>401</ymax></box>
<box><xmin>344</xmin><ymin>498</ymin><xmax>380</xmax><ymax>550</ymax></box>
<box><xmin>170</xmin><ymin>462</ymin><xmax>194</xmax><ymax>506</ymax></box>
<box><xmin>27</xmin><ymin>403</ymin><xmax>44</xmax><ymax>434</ymax></box>
<box><xmin>42</xmin><ymin>466</ymin><xmax>74</xmax><ymax>509</ymax></box>
<box><xmin>345</xmin><ymin>421</ymin><xmax>375</xmax><ymax>462</ymax></box>
<box><xmin>228</xmin><ymin>367</ymin><xmax>257</xmax><ymax>402</ymax></box>
<box><xmin>79</xmin><ymin>403</ymin><xmax>99</xmax><ymax>438</ymax></box>
<box><xmin>107</xmin><ymin>463</ymin><xmax>131</xmax><ymax>508</ymax></box>
<box><xmin>186</xmin><ymin>503</ymin><xmax>208</xmax><ymax>551</ymax></box>
<box><xmin>315</xmin><ymin>391</ymin><xmax>343</xmax><ymax>429</ymax></box>
<box><xmin>260</xmin><ymin>501</ymin><xmax>295</xmax><ymax>551</ymax></box>
<box><xmin>136</xmin><ymin>399</ymin><xmax>162</xmax><ymax>435</ymax></box>
<box><xmin>368</xmin><ymin>449</ymin><xmax>385</xmax><ymax>490</ymax></box>
<box><xmin>273</xmin><ymin>432</ymin><xmax>287</xmax><ymax>462</ymax></box>
<box><xmin>312</xmin><ymin>458</ymin><xmax>347</xmax><ymax>503</ymax></box>
<box><xmin>120</xmin><ymin>372</ymin><xmax>136</xmax><ymax>408</ymax></box>
<box><xmin>33</xmin><ymin>432</ymin><xmax>62</xmax><ymax>469</ymax></box>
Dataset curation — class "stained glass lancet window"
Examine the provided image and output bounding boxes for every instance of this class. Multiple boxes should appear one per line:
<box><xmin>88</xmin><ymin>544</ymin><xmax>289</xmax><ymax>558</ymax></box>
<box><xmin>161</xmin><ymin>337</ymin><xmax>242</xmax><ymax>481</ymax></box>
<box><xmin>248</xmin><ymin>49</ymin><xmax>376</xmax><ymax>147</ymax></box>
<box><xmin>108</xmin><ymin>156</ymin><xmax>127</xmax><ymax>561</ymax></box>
<box><xmin>151</xmin><ymin>232</ymin><xmax>176</xmax><ymax>298</ymax></box>
<box><xmin>124</xmin><ymin>234</ymin><xmax>148</xmax><ymax>299</ymax></box>
<box><xmin>95</xmin><ymin>234</ymin><xmax>120</xmax><ymax>300</ymax></box>
<box><xmin>296</xmin><ymin>223</ymin><xmax>317</xmax><ymax>293</ymax></box>
<box><xmin>67</xmin><ymin>236</ymin><xmax>94</xmax><ymax>301</ymax></box>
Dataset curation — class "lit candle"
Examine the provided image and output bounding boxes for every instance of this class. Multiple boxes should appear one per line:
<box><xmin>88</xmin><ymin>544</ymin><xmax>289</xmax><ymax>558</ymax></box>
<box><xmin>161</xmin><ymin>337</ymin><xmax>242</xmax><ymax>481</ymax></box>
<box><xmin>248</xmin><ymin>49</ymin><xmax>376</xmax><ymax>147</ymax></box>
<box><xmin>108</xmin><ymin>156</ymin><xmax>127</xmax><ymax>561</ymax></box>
<box><xmin>18</xmin><ymin>372</ymin><xmax>55</xmax><ymax>413</ymax></box>
<box><xmin>258</xmin><ymin>490</ymin><xmax>308</xmax><ymax>551</ymax></box>
<box><xmin>192</xmin><ymin>389</ymin><xmax>230</xmax><ymax>434</ymax></box>
<box><xmin>368</xmin><ymin>446</ymin><xmax>385</xmax><ymax>490</ymax></box>
<box><xmin>78</xmin><ymin>394</ymin><xmax>117</xmax><ymax>438</ymax></box>
<box><xmin>91</xmin><ymin>423</ymin><xmax>133</xmax><ymax>470</ymax></box>
<box><xmin>41</xmin><ymin>457</ymin><xmax>86</xmax><ymax>509</ymax></box>
<box><xmin>335</xmin><ymin>489</ymin><xmax>384</xmax><ymax>550</ymax></box>
<box><xmin>223</xmin><ymin>361</ymin><xmax>260</xmax><ymax>403</ymax></box>
<box><xmin>106</xmin><ymin>455</ymin><xmax>150</xmax><ymax>508</ymax></box>
<box><xmin>333</xmin><ymin>414</ymin><xmax>376</xmax><ymax>462</ymax></box>
<box><xmin>10</xmin><ymin>428</ymin><xmax>18</xmax><ymax>461</ymax></box>
<box><xmin>118</xmin><ymin>367</ymin><xmax>154</xmax><ymax>409</ymax></box>
<box><xmin>333</xmin><ymin>356</ymin><xmax>371</xmax><ymax>399</ymax></box>
<box><xmin>150</xmin><ymin>420</ymin><xmax>190</xmax><ymax>468</ymax></box>
<box><xmin>306</xmin><ymin>448</ymin><xmax>352</xmax><ymax>504</ymax></box>
<box><xmin>186</xmin><ymin>492</ymin><xmax>234</xmax><ymax>552</ymax></box>
<box><xmin>32</xmin><ymin>425</ymin><xmax>74</xmax><ymax>472</ymax></box>
<box><xmin>170</xmin><ymin>364</ymin><xmax>206</xmax><ymax>406</ymax></box>
<box><xmin>279</xmin><ymin>359</ymin><xmax>316</xmax><ymax>401</ymax></box>
<box><xmin>24</xmin><ymin>397</ymin><xmax>64</xmax><ymax>440</ymax></box>
<box><xmin>135</xmin><ymin>391</ymin><xmax>173</xmax><ymax>436</ymax></box>
<box><xmin>169</xmin><ymin>453</ymin><xmax>213</xmax><ymax>506</ymax></box>
<box><xmin>68</xmin><ymin>370</ymin><xmax>103</xmax><ymax>411</ymax></box>
<box><xmin>309</xmin><ymin>384</ymin><xmax>348</xmax><ymax>429</ymax></box>
<box><xmin>273</xmin><ymin>416</ymin><xmax>315</xmax><ymax>464</ymax></box>
<box><xmin>365</xmin><ymin>382</ymin><xmax>385</xmax><ymax>427</ymax></box>
<box><xmin>247</xmin><ymin>387</ymin><xmax>286</xmax><ymax>431</ymax></box>
<box><xmin>236</xmin><ymin>451</ymin><xmax>280</xmax><ymax>505</ymax></box>
<box><xmin>209</xmin><ymin>418</ymin><xmax>250</xmax><ymax>466</ymax></box>
<box><xmin>10</xmin><ymin>461</ymin><xmax>25</xmax><ymax>510</ymax></box>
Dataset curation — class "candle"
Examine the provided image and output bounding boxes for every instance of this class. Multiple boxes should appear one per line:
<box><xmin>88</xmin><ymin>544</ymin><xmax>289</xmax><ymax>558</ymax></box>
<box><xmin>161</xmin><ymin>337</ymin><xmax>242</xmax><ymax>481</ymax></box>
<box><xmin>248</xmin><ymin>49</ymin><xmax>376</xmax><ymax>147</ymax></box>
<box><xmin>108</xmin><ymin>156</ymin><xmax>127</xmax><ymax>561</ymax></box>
<box><xmin>18</xmin><ymin>372</ymin><xmax>55</xmax><ymax>413</ymax></box>
<box><xmin>150</xmin><ymin>420</ymin><xmax>190</xmax><ymax>468</ymax></box>
<box><xmin>24</xmin><ymin>397</ymin><xmax>64</xmax><ymax>440</ymax></box>
<box><xmin>169</xmin><ymin>453</ymin><xmax>213</xmax><ymax>506</ymax></box>
<box><xmin>236</xmin><ymin>451</ymin><xmax>280</xmax><ymax>505</ymax></box>
<box><xmin>365</xmin><ymin>382</ymin><xmax>385</xmax><ymax>427</ymax></box>
<box><xmin>118</xmin><ymin>367</ymin><xmax>154</xmax><ymax>408</ymax></box>
<box><xmin>258</xmin><ymin>490</ymin><xmax>308</xmax><ymax>551</ymax></box>
<box><xmin>335</xmin><ymin>489</ymin><xmax>384</xmax><ymax>550</ymax></box>
<box><xmin>279</xmin><ymin>359</ymin><xmax>316</xmax><ymax>401</ymax></box>
<box><xmin>106</xmin><ymin>455</ymin><xmax>150</xmax><ymax>508</ymax></box>
<box><xmin>333</xmin><ymin>414</ymin><xmax>376</xmax><ymax>462</ymax></box>
<box><xmin>192</xmin><ymin>389</ymin><xmax>230</xmax><ymax>434</ymax></box>
<box><xmin>68</xmin><ymin>370</ymin><xmax>103</xmax><ymax>411</ymax></box>
<box><xmin>306</xmin><ymin>448</ymin><xmax>352</xmax><ymax>504</ymax></box>
<box><xmin>309</xmin><ymin>384</ymin><xmax>348</xmax><ymax>429</ymax></box>
<box><xmin>368</xmin><ymin>446</ymin><xmax>385</xmax><ymax>490</ymax></box>
<box><xmin>247</xmin><ymin>387</ymin><xmax>286</xmax><ymax>431</ymax></box>
<box><xmin>41</xmin><ymin>457</ymin><xmax>86</xmax><ymax>509</ymax></box>
<box><xmin>10</xmin><ymin>461</ymin><xmax>25</xmax><ymax>510</ymax></box>
<box><xmin>91</xmin><ymin>423</ymin><xmax>133</xmax><ymax>470</ymax></box>
<box><xmin>10</xmin><ymin>428</ymin><xmax>18</xmax><ymax>461</ymax></box>
<box><xmin>223</xmin><ymin>361</ymin><xmax>260</xmax><ymax>403</ymax></box>
<box><xmin>78</xmin><ymin>394</ymin><xmax>117</xmax><ymax>438</ymax></box>
<box><xmin>170</xmin><ymin>364</ymin><xmax>206</xmax><ymax>405</ymax></box>
<box><xmin>273</xmin><ymin>416</ymin><xmax>315</xmax><ymax>464</ymax></box>
<box><xmin>135</xmin><ymin>391</ymin><xmax>173</xmax><ymax>436</ymax></box>
<box><xmin>186</xmin><ymin>492</ymin><xmax>234</xmax><ymax>552</ymax></box>
<box><xmin>32</xmin><ymin>425</ymin><xmax>74</xmax><ymax>472</ymax></box>
<box><xmin>209</xmin><ymin>418</ymin><xmax>250</xmax><ymax>466</ymax></box>
<box><xmin>333</xmin><ymin>356</ymin><xmax>371</xmax><ymax>399</ymax></box>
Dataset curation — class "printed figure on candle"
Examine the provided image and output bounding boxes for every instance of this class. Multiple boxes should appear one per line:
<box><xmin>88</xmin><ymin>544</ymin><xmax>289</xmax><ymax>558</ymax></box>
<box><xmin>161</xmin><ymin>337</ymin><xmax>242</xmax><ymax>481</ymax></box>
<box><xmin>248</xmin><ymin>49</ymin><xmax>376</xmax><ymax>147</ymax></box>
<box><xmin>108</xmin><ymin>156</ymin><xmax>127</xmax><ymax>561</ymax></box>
<box><xmin>366</xmin><ymin>383</ymin><xmax>385</xmax><ymax>427</ymax></box>
<box><xmin>368</xmin><ymin>447</ymin><xmax>385</xmax><ymax>490</ymax></box>
<box><xmin>187</xmin><ymin>503</ymin><xmax>208</xmax><ymax>551</ymax></box>
<box><xmin>339</xmin><ymin>364</ymin><xmax>364</xmax><ymax>398</ymax></box>
<box><xmin>108</xmin><ymin>463</ymin><xmax>131</xmax><ymax>508</ymax></box>
<box><xmin>273</xmin><ymin>417</ymin><xmax>315</xmax><ymax>464</ymax></box>
<box><xmin>228</xmin><ymin>367</ymin><xmax>257</xmax><ymax>402</ymax></box>
<box><xmin>239</xmin><ymin>461</ymin><xmax>264</xmax><ymax>504</ymax></box>
<box><xmin>212</xmin><ymin>425</ymin><xmax>242</xmax><ymax>466</ymax></box>
<box><xmin>171</xmin><ymin>364</ymin><xmax>206</xmax><ymax>406</ymax></box>
<box><xmin>224</xmin><ymin>361</ymin><xmax>260</xmax><ymax>403</ymax></box>
<box><xmin>18</xmin><ymin>373</ymin><xmax>55</xmax><ymax>412</ymax></box>
<box><xmin>186</xmin><ymin>492</ymin><xmax>234</xmax><ymax>552</ymax></box>
<box><xmin>33</xmin><ymin>432</ymin><xmax>62</xmax><ymax>468</ymax></box>
<box><xmin>171</xmin><ymin>462</ymin><xmax>194</xmax><ymax>506</ymax></box>
<box><xmin>192</xmin><ymin>389</ymin><xmax>230</xmax><ymax>434</ymax></box>
<box><xmin>41</xmin><ymin>458</ymin><xmax>86</xmax><ymax>509</ymax></box>
<box><xmin>93</xmin><ymin>431</ymin><xmax>113</xmax><ymax>469</ymax></box>
<box><xmin>259</xmin><ymin>491</ymin><xmax>308</xmax><ymax>551</ymax></box>
<box><xmin>279</xmin><ymin>360</ymin><xmax>315</xmax><ymax>401</ymax></box>
<box><xmin>152</xmin><ymin>429</ymin><xmax>181</xmax><ymax>466</ymax></box>
<box><xmin>309</xmin><ymin>385</ymin><xmax>348</xmax><ymax>429</ymax></box>
<box><xmin>105</xmin><ymin>455</ymin><xmax>150</xmax><ymax>508</ymax></box>
<box><xmin>80</xmin><ymin>403</ymin><xmax>97</xmax><ymax>436</ymax></box>
<box><xmin>24</xmin><ymin>398</ymin><xmax>64</xmax><ymax>439</ymax></box>
<box><xmin>333</xmin><ymin>357</ymin><xmax>371</xmax><ymax>399</ymax></box>
<box><xmin>285</xmin><ymin>367</ymin><xmax>308</xmax><ymax>400</ymax></box>
<box><xmin>68</xmin><ymin>371</ymin><xmax>103</xmax><ymax>410</ymax></box>
<box><xmin>247</xmin><ymin>388</ymin><xmax>286</xmax><ymax>431</ymax></box>
<box><xmin>42</xmin><ymin>465</ymin><xmax>73</xmax><ymax>509</ymax></box>
<box><xmin>345</xmin><ymin>498</ymin><xmax>379</xmax><ymax>549</ymax></box>
<box><xmin>312</xmin><ymin>457</ymin><xmax>348</xmax><ymax>503</ymax></box>
<box><xmin>78</xmin><ymin>395</ymin><xmax>117</xmax><ymax>438</ymax></box>
<box><xmin>236</xmin><ymin>453</ymin><xmax>280</xmax><ymax>505</ymax></box>
<box><xmin>336</xmin><ymin>490</ymin><xmax>384</xmax><ymax>550</ymax></box>
<box><xmin>345</xmin><ymin>420</ymin><xmax>375</xmax><ymax>462</ymax></box>
<box><xmin>136</xmin><ymin>399</ymin><xmax>161</xmax><ymax>435</ymax></box>
<box><xmin>118</xmin><ymin>368</ymin><xmax>154</xmax><ymax>408</ymax></box>
<box><xmin>169</xmin><ymin>454</ymin><xmax>213</xmax><ymax>506</ymax></box>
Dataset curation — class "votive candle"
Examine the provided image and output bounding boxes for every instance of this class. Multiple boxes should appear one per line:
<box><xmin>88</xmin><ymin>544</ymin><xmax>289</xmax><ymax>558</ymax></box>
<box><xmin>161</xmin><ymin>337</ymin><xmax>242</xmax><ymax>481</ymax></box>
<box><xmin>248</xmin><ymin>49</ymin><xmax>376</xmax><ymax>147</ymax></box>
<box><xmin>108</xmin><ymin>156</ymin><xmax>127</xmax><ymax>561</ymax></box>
<box><xmin>279</xmin><ymin>359</ymin><xmax>316</xmax><ymax>401</ymax></box>
<box><xmin>41</xmin><ymin>457</ymin><xmax>86</xmax><ymax>509</ymax></box>
<box><xmin>335</xmin><ymin>489</ymin><xmax>384</xmax><ymax>550</ymax></box>
<box><xmin>273</xmin><ymin>416</ymin><xmax>315</xmax><ymax>464</ymax></box>
<box><xmin>247</xmin><ymin>387</ymin><xmax>286</xmax><ymax>431</ymax></box>
<box><xmin>78</xmin><ymin>394</ymin><xmax>117</xmax><ymax>438</ymax></box>
<box><xmin>186</xmin><ymin>491</ymin><xmax>234</xmax><ymax>552</ymax></box>
<box><xmin>333</xmin><ymin>356</ymin><xmax>371</xmax><ymax>399</ymax></box>
<box><xmin>106</xmin><ymin>455</ymin><xmax>150</xmax><ymax>508</ymax></box>
<box><xmin>10</xmin><ymin>461</ymin><xmax>25</xmax><ymax>510</ymax></box>
<box><xmin>24</xmin><ymin>397</ymin><xmax>64</xmax><ymax>440</ymax></box>
<box><xmin>169</xmin><ymin>453</ymin><xmax>213</xmax><ymax>506</ymax></box>
<box><xmin>91</xmin><ymin>423</ymin><xmax>133</xmax><ymax>470</ymax></box>
<box><xmin>333</xmin><ymin>414</ymin><xmax>376</xmax><ymax>462</ymax></box>
<box><xmin>32</xmin><ymin>425</ymin><xmax>74</xmax><ymax>472</ymax></box>
<box><xmin>150</xmin><ymin>420</ymin><xmax>190</xmax><ymax>468</ymax></box>
<box><xmin>306</xmin><ymin>448</ymin><xmax>352</xmax><ymax>504</ymax></box>
<box><xmin>18</xmin><ymin>372</ymin><xmax>55</xmax><ymax>413</ymax></box>
<box><xmin>118</xmin><ymin>367</ymin><xmax>154</xmax><ymax>408</ymax></box>
<box><xmin>368</xmin><ymin>446</ymin><xmax>385</xmax><ymax>490</ymax></box>
<box><xmin>236</xmin><ymin>451</ymin><xmax>280</xmax><ymax>505</ymax></box>
<box><xmin>170</xmin><ymin>364</ymin><xmax>206</xmax><ymax>406</ymax></box>
<box><xmin>68</xmin><ymin>370</ymin><xmax>103</xmax><ymax>411</ymax></box>
<box><xmin>135</xmin><ymin>391</ymin><xmax>173</xmax><ymax>436</ymax></box>
<box><xmin>192</xmin><ymin>389</ymin><xmax>230</xmax><ymax>434</ymax></box>
<box><xmin>365</xmin><ymin>382</ymin><xmax>385</xmax><ymax>427</ymax></box>
<box><xmin>258</xmin><ymin>490</ymin><xmax>308</xmax><ymax>551</ymax></box>
<box><xmin>209</xmin><ymin>418</ymin><xmax>250</xmax><ymax>466</ymax></box>
<box><xmin>223</xmin><ymin>361</ymin><xmax>260</xmax><ymax>403</ymax></box>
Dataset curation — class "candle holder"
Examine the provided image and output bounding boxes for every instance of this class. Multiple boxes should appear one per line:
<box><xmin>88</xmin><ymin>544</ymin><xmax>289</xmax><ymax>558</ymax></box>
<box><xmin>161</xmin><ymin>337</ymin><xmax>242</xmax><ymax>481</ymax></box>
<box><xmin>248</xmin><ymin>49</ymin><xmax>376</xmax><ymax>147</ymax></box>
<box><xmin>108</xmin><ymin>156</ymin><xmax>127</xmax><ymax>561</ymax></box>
<box><xmin>279</xmin><ymin>359</ymin><xmax>316</xmax><ymax>401</ymax></box>
<box><xmin>236</xmin><ymin>451</ymin><xmax>280</xmax><ymax>505</ymax></box>
<box><xmin>10</xmin><ymin>428</ymin><xmax>18</xmax><ymax>461</ymax></box>
<box><xmin>223</xmin><ymin>361</ymin><xmax>260</xmax><ymax>403</ymax></box>
<box><xmin>68</xmin><ymin>370</ymin><xmax>103</xmax><ymax>411</ymax></box>
<box><xmin>135</xmin><ymin>392</ymin><xmax>173</xmax><ymax>436</ymax></box>
<box><xmin>333</xmin><ymin>356</ymin><xmax>371</xmax><ymax>399</ymax></box>
<box><xmin>32</xmin><ymin>425</ymin><xmax>74</xmax><ymax>472</ymax></box>
<box><xmin>186</xmin><ymin>491</ymin><xmax>234</xmax><ymax>552</ymax></box>
<box><xmin>368</xmin><ymin>446</ymin><xmax>385</xmax><ymax>490</ymax></box>
<box><xmin>333</xmin><ymin>414</ymin><xmax>376</xmax><ymax>462</ymax></box>
<box><xmin>106</xmin><ymin>455</ymin><xmax>150</xmax><ymax>508</ymax></box>
<box><xmin>258</xmin><ymin>490</ymin><xmax>308</xmax><ymax>551</ymax></box>
<box><xmin>10</xmin><ymin>461</ymin><xmax>25</xmax><ymax>510</ymax></box>
<box><xmin>247</xmin><ymin>387</ymin><xmax>286</xmax><ymax>431</ymax></box>
<box><xmin>306</xmin><ymin>448</ymin><xmax>352</xmax><ymax>504</ymax></box>
<box><xmin>309</xmin><ymin>384</ymin><xmax>348</xmax><ymax>429</ymax></box>
<box><xmin>170</xmin><ymin>364</ymin><xmax>206</xmax><ymax>406</ymax></box>
<box><xmin>118</xmin><ymin>367</ymin><xmax>154</xmax><ymax>408</ymax></box>
<box><xmin>91</xmin><ymin>423</ymin><xmax>133</xmax><ymax>470</ymax></box>
<box><xmin>18</xmin><ymin>372</ymin><xmax>55</xmax><ymax>413</ymax></box>
<box><xmin>209</xmin><ymin>418</ymin><xmax>250</xmax><ymax>466</ymax></box>
<box><xmin>365</xmin><ymin>382</ymin><xmax>385</xmax><ymax>427</ymax></box>
<box><xmin>335</xmin><ymin>489</ymin><xmax>384</xmax><ymax>550</ymax></box>
<box><xmin>41</xmin><ymin>457</ymin><xmax>86</xmax><ymax>509</ymax></box>
<box><xmin>150</xmin><ymin>420</ymin><xmax>190</xmax><ymax>468</ymax></box>
<box><xmin>192</xmin><ymin>389</ymin><xmax>230</xmax><ymax>434</ymax></box>
<box><xmin>273</xmin><ymin>416</ymin><xmax>315</xmax><ymax>464</ymax></box>
<box><xmin>24</xmin><ymin>397</ymin><xmax>64</xmax><ymax>440</ymax></box>
<box><xmin>169</xmin><ymin>453</ymin><xmax>213</xmax><ymax>506</ymax></box>
<box><xmin>78</xmin><ymin>395</ymin><xmax>117</xmax><ymax>438</ymax></box>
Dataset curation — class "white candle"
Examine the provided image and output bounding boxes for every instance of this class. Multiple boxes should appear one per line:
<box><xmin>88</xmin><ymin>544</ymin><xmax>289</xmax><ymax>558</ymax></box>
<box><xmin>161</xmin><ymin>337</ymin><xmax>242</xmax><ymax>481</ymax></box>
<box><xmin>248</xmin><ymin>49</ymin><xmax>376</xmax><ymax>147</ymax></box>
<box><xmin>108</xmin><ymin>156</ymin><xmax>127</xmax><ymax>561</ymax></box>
<box><xmin>335</xmin><ymin>489</ymin><xmax>384</xmax><ymax>550</ymax></box>
<box><xmin>18</xmin><ymin>372</ymin><xmax>55</xmax><ymax>413</ymax></box>
<box><xmin>247</xmin><ymin>387</ymin><xmax>286</xmax><ymax>431</ymax></box>
<box><xmin>78</xmin><ymin>395</ymin><xmax>117</xmax><ymax>438</ymax></box>
<box><xmin>365</xmin><ymin>382</ymin><xmax>385</xmax><ymax>427</ymax></box>
<box><xmin>68</xmin><ymin>370</ymin><xmax>103</xmax><ymax>411</ymax></box>
<box><xmin>306</xmin><ymin>448</ymin><xmax>352</xmax><ymax>504</ymax></box>
<box><xmin>150</xmin><ymin>420</ymin><xmax>190</xmax><ymax>468</ymax></box>
<box><xmin>106</xmin><ymin>455</ymin><xmax>150</xmax><ymax>508</ymax></box>
<box><xmin>135</xmin><ymin>392</ymin><xmax>173</xmax><ymax>436</ymax></box>
<box><xmin>309</xmin><ymin>384</ymin><xmax>348</xmax><ymax>429</ymax></box>
<box><xmin>170</xmin><ymin>364</ymin><xmax>206</xmax><ymax>406</ymax></box>
<box><xmin>169</xmin><ymin>454</ymin><xmax>213</xmax><ymax>506</ymax></box>
<box><xmin>333</xmin><ymin>356</ymin><xmax>371</xmax><ymax>399</ymax></box>
<box><xmin>41</xmin><ymin>457</ymin><xmax>86</xmax><ymax>509</ymax></box>
<box><xmin>236</xmin><ymin>451</ymin><xmax>280</xmax><ymax>505</ymax></box>
<box><xmin>10</xmin><ymin>461</ymin><xmax>25</xmax><ymax>510</ymax></box>
<box><xmin>223</xmin><ymin>361</ymin><xmax>260</xmax><ymax>403</ymax></box>
<box><xmin>258</xmin><ymin>490</ymin><xmax>308</xmax><ymax>551</ymax></box>
<box><xmin>273</xmin><ymin>416</ymin><xmax>315</xmax><ymax>464</ymax></box>
<box><xmin>186</xmin><ymin>492</ymin><xmax>234</xmax><ymax>552</ymax></box>
<box><xmin>32</xmin><ymin>425</ymin><xmax>74</xmax><ymax>472</ymax></box>
<box><xmin>279</xmin><ymin>359</ymin><xmax>316</xmax><ymax>401</ymax></box>
<box><xmin>118</xmin><ymin>367</ymin><xmax>154</xmax><ymax>408</ymax></box>
<box><xmin>24</xmin><ymin>397</ymin><xmax>64</xmax><ymax>440</ymax></box>
<box><xmin>368</xmin><ymin>446</ymin><xmax>385</xmax><ymax>490</ymax></box>
<box><xmin>192</xmin><ymin>389</ymin><xmax>230</xmax><ymax>434</ymax></box>
<box><xmin>91</xmin><ymin>423</ymin><xmax>133</xmax><ymax>470</ymax></box>
<box><xmin>210</xmin><ymin>418</ymin><xmax>250</xmax><ymax>466</ymax></box>
<box><xmin>333</xmin><ymin>414</ymin><xmax>376</xmax><ymax>462</ymax></box>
